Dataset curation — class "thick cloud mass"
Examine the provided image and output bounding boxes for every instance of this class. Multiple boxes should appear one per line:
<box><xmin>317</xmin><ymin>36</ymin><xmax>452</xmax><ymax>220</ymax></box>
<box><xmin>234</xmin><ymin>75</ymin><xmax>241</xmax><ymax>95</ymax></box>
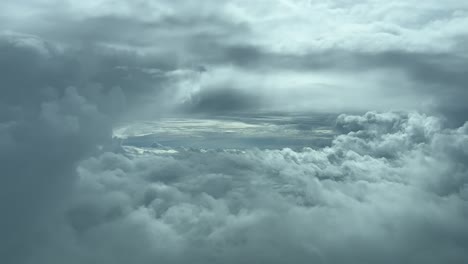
<box><xmin>27</xmin><ymin>112</ymin><xmax>468</xmax><ymax>264</ymax></box>
<box><xmin>0</xmin><ymin>33</ymin><xmax>113</xmax><ymax>263</ymax></box>
<box><xmin>1</xmin><ymin>1</ymin><xmax>468</xmax><ymax>263</ymax></box>
<box><xmin>2</xmin><ymin>0</ymin><xmax>468</xmax><ymax>117</ymax></box>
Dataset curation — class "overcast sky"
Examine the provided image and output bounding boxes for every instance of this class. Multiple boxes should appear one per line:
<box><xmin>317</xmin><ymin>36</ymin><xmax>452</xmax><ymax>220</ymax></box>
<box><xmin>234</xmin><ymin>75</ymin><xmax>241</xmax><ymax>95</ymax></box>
<box><xmin>1</xmin><ymin>1</ymin><xmax>468</xmax><ymax>264</ymax></box>
<box><xmin>2</xmin><ymin>0</ymin><xmax>468</xmax><ymax>118</ymax></box>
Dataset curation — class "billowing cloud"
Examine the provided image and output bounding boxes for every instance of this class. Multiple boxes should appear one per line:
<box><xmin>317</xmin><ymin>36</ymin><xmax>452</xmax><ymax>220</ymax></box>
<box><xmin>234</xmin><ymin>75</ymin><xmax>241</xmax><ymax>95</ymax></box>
<box><xmin>32</xmin><ymin>111</ymin><xmax>466</xmax><ymax>264</ymax></box>
<box><xmin>1</xmin><ymin>1</ymin><xmax>468</xmax><ymax>263</ymax></box>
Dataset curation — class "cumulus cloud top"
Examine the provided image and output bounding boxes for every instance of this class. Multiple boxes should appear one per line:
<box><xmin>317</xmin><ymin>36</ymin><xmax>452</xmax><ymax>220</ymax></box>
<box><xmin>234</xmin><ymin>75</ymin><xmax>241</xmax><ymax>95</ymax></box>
<box><xmin>34</xmin><ymin>112</ymin><xmax>466</xmax><ymax>264</ymax></box>
<box><xmin>18</xmin><ymin>112</ymin><xmax>468</xmax><ymax>263</ymax></box>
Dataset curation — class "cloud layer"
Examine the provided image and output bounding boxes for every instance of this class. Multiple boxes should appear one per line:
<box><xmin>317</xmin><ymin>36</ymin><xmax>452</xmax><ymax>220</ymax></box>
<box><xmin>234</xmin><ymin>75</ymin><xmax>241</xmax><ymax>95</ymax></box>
<box><xmin>28</xmin><ymin>111</ymin><xmax>468</xmax><ymax>264</ymax></box>
<box><xmin>2</xmin><ymin>0</ymin><xmax>468</xmax><ymax>118</ymax></box>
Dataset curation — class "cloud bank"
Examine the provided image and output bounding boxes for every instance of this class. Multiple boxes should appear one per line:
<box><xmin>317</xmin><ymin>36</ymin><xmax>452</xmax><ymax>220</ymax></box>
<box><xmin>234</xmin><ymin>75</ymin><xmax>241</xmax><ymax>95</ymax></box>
<box><xmin>19</xmin><ymin>112</ymin><xmax>468</xmax><ymax>264</ymax></box>
<box><xmin>2</xmin><ymin>0</ymin><xmax>468</xmax><ymax>118</ymax></box>
<box><xmin>1</xmin><ymin>1</ymin><xmax>468</xmax><ymax>263</ymax></box>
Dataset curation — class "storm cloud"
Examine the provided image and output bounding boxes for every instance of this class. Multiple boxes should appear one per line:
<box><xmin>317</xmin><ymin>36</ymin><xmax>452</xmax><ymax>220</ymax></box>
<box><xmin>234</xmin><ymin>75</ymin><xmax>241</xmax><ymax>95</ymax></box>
<box><xmin>1</xmin><ymin>0</ymin><xmax>468</xmax><ymax>263</ymax></box>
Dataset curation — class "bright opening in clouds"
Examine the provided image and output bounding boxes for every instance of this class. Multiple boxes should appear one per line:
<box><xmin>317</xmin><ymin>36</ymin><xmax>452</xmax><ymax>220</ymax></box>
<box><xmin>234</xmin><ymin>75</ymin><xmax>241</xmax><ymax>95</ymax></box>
<box><xmin>1</xmin><ymin>1</ymin><xmax>468</xmax><ymax>263</ymax></box>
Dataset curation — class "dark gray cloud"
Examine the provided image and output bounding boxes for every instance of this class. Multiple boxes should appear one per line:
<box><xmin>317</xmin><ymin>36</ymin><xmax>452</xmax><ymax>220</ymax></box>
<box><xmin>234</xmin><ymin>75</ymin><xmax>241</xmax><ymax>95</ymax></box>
<box><xmin>0</xmin><ymin>32</ymin><xmax>175</xmax><ymax>263</ymax></box>
<box><xmin>33</xmin><ymin>13</ymin><xmax>249</xmax><ymax>50</ymax></box>
<box><xmin>0</xmin><ymin>33</ymin><xmax>172</xmax><ymax>109</ymax></box>
<box><xmin>0</xmin><ymin>87</ymin><xmax>109</xmax><ymax>263</ymax></box>
<box><xmin>182</xmin><ymin>46</ymin><xmax>468</xmax><ymax>122</ymax></box>
<box><xmin>179</xmin><ymin>86</ymin><xmax>262</xmax><ymax>114</ymax></box>
<box><xmin>0</xmin><ymin>35</ymin><xmax>103</xmax><ymax>263</ymax></box>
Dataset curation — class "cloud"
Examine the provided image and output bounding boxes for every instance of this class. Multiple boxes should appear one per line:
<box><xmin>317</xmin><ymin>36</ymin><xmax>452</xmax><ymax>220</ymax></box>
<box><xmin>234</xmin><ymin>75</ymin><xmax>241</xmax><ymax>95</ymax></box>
<box><xmin>0</xmin><ymin>85</ymin><xmax>110</xmax><ymax>263</ymax></box>
<box><xmin>20</xmin><ymin>111</ymin><xmax>465</xmax><ymax>264</ymax></box>
<box><xmin>179</xmin><ymin>86</ymin><xmax>262</xmax><ymax>114</ymax></box>
<box><xmin>3</xmin><ymin>0</ymin><xmax>468</xmax><ymax>54</ymax></box>
<box><xmin>2</xmin><ymin>0</ymin><xmax>468</xmax><ymax>119</ymax></box>
<box><xmin>0</xmin><ymin>31</ymin><xmax>175</xmax><ymax>263</ymax></box>
<box><xmin>1</xmin><ymin>1</ymin><xmax>468</xmax><ymax>263</ymax></box>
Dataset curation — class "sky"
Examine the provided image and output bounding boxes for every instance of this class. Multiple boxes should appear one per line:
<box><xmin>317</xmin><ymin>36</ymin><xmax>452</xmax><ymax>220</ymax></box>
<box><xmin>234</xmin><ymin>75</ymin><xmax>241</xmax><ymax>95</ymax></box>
<box><xmin>1</xmin><ymin>1</ymin><xmax>468</xmax><ymax>263</ymax></box>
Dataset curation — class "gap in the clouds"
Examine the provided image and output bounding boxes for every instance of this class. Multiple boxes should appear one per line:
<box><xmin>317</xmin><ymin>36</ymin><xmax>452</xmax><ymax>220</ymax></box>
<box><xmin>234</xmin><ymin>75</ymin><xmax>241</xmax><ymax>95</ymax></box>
<box><xmin>113</xmin><ymin>112</ymin><xmax>340</xmax><ymax>151</ymax></box>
